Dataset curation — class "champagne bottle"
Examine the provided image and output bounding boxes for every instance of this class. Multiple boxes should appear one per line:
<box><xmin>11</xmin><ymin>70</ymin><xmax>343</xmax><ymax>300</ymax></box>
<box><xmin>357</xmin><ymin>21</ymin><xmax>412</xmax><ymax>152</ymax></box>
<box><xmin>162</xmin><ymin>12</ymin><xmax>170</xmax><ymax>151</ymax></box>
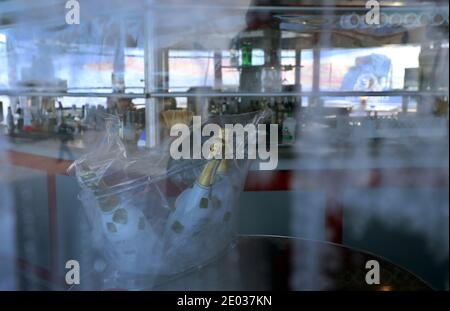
<box><xmin>96</xmin><ymin>191</ymin><xmax>160</xmax><ymax>274</ymax></box>
<box><xmin>163</xmin><ymin>143</ymin><xmax>227</xmax><ymax>273</ymax></box>
<box><xmin>169</xmin><ymin>159</ymin><xmax>220</xmax><ymax>231</ymax></box>
<box><xmin>210</xmin><ymin>159</ymin><xmax>242</xmax><ymax>242</ymax></box>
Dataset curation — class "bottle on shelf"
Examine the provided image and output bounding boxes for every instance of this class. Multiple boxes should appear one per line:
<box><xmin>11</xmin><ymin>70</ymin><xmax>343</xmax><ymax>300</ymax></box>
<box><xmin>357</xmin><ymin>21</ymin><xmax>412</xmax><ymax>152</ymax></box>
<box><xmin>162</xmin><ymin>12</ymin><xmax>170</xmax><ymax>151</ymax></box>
<box><xmin>6</xmin><ymin>106</ymin><xmax>14</xmax><ymax>135</ymax></box>
<box><xmin>282</xmin><ymin>112</ymin><xmax>296</xmax><ymax>145</ymax></box>
<box><xmin>241</xmin><ymin>42</ymin><xmax>252</xmax><ymax>67</ymax></box>
<box><xmin>0</xmin><ymin>101</ymin><xmax>3</xmax><ymax>124</ymax></box>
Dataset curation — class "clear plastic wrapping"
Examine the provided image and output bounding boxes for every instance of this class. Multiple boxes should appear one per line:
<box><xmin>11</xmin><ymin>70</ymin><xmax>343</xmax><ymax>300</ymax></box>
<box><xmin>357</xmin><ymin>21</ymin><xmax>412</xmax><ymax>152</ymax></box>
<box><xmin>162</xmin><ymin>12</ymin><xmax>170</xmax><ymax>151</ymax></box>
<box><xmin>70</xmin><ymin>110</ymin><xmax>271</xmax><ymax>277</ymax></box>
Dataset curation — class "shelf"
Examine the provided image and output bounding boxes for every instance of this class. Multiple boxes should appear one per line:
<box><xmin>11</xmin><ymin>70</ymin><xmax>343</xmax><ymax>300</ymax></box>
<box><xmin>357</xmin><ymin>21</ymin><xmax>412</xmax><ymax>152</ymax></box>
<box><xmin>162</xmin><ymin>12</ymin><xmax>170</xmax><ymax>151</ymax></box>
<box><xmin>0</xmin><ymin>89</ymin><xmax>447</xmax><ymax>98</ymax></box>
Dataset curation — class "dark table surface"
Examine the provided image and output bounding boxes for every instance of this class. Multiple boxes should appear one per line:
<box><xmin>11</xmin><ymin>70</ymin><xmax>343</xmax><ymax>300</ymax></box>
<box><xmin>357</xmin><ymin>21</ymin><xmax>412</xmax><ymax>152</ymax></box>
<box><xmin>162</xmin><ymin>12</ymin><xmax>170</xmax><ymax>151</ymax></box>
<box><xmin>48</xmin><ymin>235</ymin><xmax>429</xmax><ymax>291</ymax></box>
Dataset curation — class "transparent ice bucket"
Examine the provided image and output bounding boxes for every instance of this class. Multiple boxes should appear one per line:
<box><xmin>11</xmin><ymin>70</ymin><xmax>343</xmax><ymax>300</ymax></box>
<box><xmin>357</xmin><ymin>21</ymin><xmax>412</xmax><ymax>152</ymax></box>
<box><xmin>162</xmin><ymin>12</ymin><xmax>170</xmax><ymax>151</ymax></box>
<box><xmin>70</xmin><ymin>110</ymin><xmax>270</xmax><ymax>278</ymax></box>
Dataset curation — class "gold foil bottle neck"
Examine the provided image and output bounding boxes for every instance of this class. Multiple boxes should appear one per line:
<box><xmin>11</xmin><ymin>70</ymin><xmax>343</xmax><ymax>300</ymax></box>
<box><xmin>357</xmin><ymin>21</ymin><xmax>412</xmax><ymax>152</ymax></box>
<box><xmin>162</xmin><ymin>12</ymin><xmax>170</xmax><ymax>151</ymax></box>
<box><xmin>197</xmin><ymin>160</ymin><xmax>220</xmax><ymax>187</ymax></box>
<box><xmin>197</xmin><ymin>137</ymin><xmax>223</xmax><ymax>187</ymax></box>
<box><xmin>217</xmin><ymin>159</ymin><xmax>228</xmax><ymax>174</ymax></box>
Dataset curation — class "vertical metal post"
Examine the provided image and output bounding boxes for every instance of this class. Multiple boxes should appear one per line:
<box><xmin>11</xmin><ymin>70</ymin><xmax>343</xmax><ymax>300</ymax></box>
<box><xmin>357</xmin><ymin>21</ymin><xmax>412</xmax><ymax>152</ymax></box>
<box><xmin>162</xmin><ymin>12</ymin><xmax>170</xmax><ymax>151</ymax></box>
<box><xmin>6</xmin><ymin>36</ymin><xmax>18</xmax><ymax>112</ymax></box>
<box><xmin>112</xmin><ymin>19</ymin><xmax>126</xmax><ymax>93</ymax></box>
<box><xmin>294</xmin><ymin>49</ymin><xmax>302</xmax><ymax>90</ymax></box>
<box><xmin>144</xmin><ymin>6</ymin><xmax>160</xmax><ymax>148</ymax></box>
<box><xmin>213</xmin><ymin>51</ymin><xmax>222</xmax><ymax>90</ymax></box>
<box><xmin>312</xmin><ymin>45</ymin><xmax>321</xmax><ymax>106</ymax></box>
<box><xmin>294</xmin><ymin>48</ymin><xmax>302</xmax><ymax>109</ymax></box>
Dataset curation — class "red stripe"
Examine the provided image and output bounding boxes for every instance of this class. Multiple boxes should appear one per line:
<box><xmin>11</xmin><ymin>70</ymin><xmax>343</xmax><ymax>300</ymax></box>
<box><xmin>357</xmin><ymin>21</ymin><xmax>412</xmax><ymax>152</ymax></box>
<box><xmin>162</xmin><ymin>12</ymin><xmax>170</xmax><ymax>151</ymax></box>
<box><xmin>15</xmin><ymin>257</ymin><xmax>67</xmax><ymax>289</ymax></box>
<box><xmin>3</xmin><ymin>150</ymin><xmax>72</xmax><ymax>175</ymax></box>
<box><xmin>5</xmin><ymin>150</ymin><xmax>448</xmax><ymax>247</ymax></box>
<box><xmin>244</xmin><ymin>170</ymin><xmax>293</xmax><ymax>191</ymax></box>
<box><xmin>245</xmin><ymin>168</ymin><xmax>448</xmax><ymax>191</ymax></box>
<box><xmin>325</xmin><ymin>200</ymin><xmax>344</xmax><ymax>244</ymax></box>
<box><xmin>3</xmin><ymin>150</ymin><xmax>448</xmax><ymax>190</ymax></box>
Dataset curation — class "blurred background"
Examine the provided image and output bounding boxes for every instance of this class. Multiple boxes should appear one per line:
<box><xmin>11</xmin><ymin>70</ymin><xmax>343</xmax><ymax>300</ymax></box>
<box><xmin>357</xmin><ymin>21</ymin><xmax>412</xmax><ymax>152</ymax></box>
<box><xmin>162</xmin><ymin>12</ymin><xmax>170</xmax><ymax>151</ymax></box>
<box><xmin>0</xmin><ymin>0</ymin><xmax>448</xmax><ymax>290</ymax></box>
